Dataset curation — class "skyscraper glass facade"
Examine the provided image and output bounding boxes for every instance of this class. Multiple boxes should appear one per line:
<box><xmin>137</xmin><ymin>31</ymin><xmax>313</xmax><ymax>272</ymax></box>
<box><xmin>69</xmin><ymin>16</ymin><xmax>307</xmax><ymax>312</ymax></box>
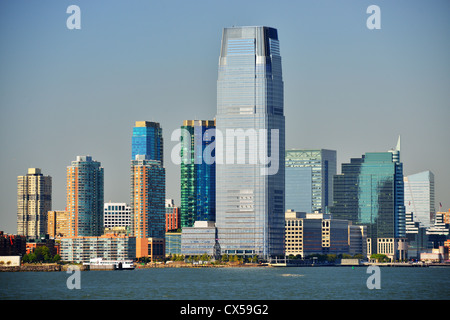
<box><xmin>131</xmin><ymin>121</ymin><xmax>163</xmax><ymax>164</ymax></box>
<box><xmin>180</xmin><ymin>120</ymin><xmax>216</xmax><ymax>228</ymax></box>
<box><xmin>215</xmin><ymin>26</ymin><xmax>285</xmax><ymax>258</ymax></box>
<box><xmin>331</xmin><ymin>142</ymin><xmax>406</xmax><ymax>257</ymax></box>
<box><xmin>285</xmin><ymin>167</ymin><xmax>312</xmax><ymax>213</ymax></box>
<box><xmin>285</xmin><ymin>149</ymin><xmax>336</xmax><ymax>213</ymax></box>
<box><xmin>66</xmin><ymin>156</ymin><xmax>104</xmax><ymax>237</ymax></box>
<box><xmin>404</xmin><ymin>170</ymin><xmax>435</xmax><ymax>228</ymax></box>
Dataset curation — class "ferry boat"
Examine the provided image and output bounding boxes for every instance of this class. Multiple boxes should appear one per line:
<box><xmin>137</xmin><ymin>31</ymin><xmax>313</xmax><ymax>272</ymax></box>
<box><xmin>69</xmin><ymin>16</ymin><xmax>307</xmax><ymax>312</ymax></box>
<box><xmin>83</xmin><ymin>258</ymin><xmax>135</xmax><ymax>270</ymax></box>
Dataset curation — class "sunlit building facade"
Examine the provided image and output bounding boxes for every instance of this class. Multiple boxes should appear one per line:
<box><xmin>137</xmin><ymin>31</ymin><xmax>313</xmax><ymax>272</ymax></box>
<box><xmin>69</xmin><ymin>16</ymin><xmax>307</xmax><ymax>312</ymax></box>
<box><xmin>66</xmin><ymin>156</ymin><xmax>104</xmax><ymax>237</ymax></box>
<box><xmin>103</xmin><ymin>202</ymin><xmax>131</xmax><ymax>230</ymax></box>
<box><xmin>215</xmin><ymin>26</ymin><xmax>285</xmax><ymax>258</ymax></box>
<box><xmin>47</xmin><ymin>210</ymin><xmax>70</xmax><ymax>239</ymax></box>
<box><xmin>404</xmin><ymin>170</ymin><xmax>435</xmax><ymax>228</ymax></box>
<box><xmin>130</xmin><ymin>156</ymin><xmax>165</xmax><ymax>259</ymax></box>
<box><xmin>17</xmin><ymin>168</ymin><xmax>52</xmax><ymax>239</ymax></box>
<box><xmin>131</xmin><ymin>121</ymin><xmax>163</xmax><ymax>163</ymax></box>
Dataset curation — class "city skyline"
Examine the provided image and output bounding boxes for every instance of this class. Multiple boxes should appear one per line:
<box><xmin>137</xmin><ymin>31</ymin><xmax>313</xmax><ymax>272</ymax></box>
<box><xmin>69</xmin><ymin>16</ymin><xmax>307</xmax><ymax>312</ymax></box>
<box><xmin>1</xmin><ymin>1</ymin><xmax>449</xmax><ymax>235</ymax></box>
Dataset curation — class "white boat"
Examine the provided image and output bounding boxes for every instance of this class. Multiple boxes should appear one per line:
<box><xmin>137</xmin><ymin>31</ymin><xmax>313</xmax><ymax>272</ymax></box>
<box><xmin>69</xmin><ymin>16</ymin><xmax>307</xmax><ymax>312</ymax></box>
<box><xmin>83</xmin><ymin>258</ymin><xmax>135</xmax><ymax>270</ymax></box>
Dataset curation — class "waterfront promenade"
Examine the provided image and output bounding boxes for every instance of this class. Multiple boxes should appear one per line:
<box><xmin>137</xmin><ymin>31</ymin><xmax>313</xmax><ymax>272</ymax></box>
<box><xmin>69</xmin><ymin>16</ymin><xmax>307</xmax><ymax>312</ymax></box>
<box><xmin>1</xmin><ymin>261</ymin><xmax>449</xmax><ymax>272</ymax></box>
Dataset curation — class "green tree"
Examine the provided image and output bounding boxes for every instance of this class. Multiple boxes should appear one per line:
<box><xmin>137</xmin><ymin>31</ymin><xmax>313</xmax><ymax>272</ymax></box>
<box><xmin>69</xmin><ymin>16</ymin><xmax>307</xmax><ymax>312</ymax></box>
<box><xmin>341</xmin><ymin>253</ymin><xmax>352</xmax><ymax>259</ymax></box>
<box><xmin>23</xmin><ymin>253</ymin><xmax>37</xmax><ymax>263</ymax></box>
<box><xmin>34</xmin><ymin>246</ymin><xmax>51</xmax><ymax>262</ymax></box>
<box><xmin>200</xmin><ymin>253</ymin><xmax>210</xmax><ymax>262</ymax></box>
<box><xmin>370</xmin><ymin>254</ymin><xmax>389</xmax><ymax>262</ymax></box>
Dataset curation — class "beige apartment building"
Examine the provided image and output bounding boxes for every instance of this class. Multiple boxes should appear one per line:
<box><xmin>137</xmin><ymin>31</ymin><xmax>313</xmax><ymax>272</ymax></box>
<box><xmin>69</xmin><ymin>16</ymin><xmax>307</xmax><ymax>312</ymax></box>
<box><xmin>17</xmin><ymin>168</ymin><xmax>52</xmax><ymax>239</ymax></box>
<box><xmin>47</xmin><ymin>210</ymin><xmax>70</xmax><ymax>238</ymax></box>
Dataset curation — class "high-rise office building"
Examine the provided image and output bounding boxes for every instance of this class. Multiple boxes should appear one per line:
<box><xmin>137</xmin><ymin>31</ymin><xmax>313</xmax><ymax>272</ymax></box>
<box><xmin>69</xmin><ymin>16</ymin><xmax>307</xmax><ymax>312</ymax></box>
<box><xmin>180</xmin><ymin>120</ymin><xmax>216</xmax><ymax>228</ymax></box>
<box><xmin>66</xmin><ymin>156</ymin><xmax>104</xmax><ymax>237</ymax></box>
<box><xmin>215</xmin><ymin>26</ymin><xmax>285</xmax><ymax>258</ymax></box>
<box><xmin>285</xmin><ymin>149</ymin><xmax>336</xmax><ymax>213</ymax></box>
<box><xmin>131</xmin><ymin>121</ymin><xmax>163</xmax><ymax>164</ymax></box>
<box><xmin>404</xmin><ymin>170</ymin><xmax>435</xmax><ymax>228</ymax></box>
<box><xmin>17</xmin><ymin>168</ymin><xmax>52</xmax><ymax>239</ymax></box>
<box><xmin>331</xmin><ymin>138</ymin><xmax>407</xmax><ymax>260</ymax></box>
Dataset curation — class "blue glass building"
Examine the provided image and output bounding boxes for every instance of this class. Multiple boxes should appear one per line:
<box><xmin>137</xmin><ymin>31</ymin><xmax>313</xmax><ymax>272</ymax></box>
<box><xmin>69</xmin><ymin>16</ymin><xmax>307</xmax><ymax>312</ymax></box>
<box><xmin>285</xmin><ymin>149</ymin><xmax>336</xmax><ymax>213</ymax></box>
<box><xmin>331</xmin><ymin>138</ymin><xmax>406</xmax><ymax>259</ymax></box>
<box><xmin>215</xmin><ymin>26</ymin><xmax>285</xmax><ymax>258</ymax></box>
<box><xmin>131</xmin><ymin>121</ymin><xmax>163</xmax><ymax>164</ymax></box>
<box><xmin>180</xmin><ymin>120</ymin><xmax>216</xmax><ymax>228</ymax></box>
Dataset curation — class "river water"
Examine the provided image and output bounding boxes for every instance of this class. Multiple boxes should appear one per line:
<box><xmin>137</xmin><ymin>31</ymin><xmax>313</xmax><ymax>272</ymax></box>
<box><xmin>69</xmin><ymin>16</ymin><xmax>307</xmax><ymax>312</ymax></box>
<box><xmin>1</xmin><ymin>266</ymin><xmax>449</xmax><ymax>300</ymax></box>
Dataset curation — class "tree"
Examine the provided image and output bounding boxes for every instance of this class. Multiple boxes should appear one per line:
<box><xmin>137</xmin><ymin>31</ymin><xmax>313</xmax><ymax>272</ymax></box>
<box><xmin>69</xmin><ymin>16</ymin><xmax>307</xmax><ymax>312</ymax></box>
<box><xmin>326</xmin><ymin>254</ymin><xmax>337</xmax><ymax>263</ymax></box>
<box><xmin>341</xmin><ymin>253</ymin><xmax>352</xmax><ymax>259</ymax></box>
<box><xmin>34</xmin><ymin>246</ymin><xmax>51</xmax><ymax>262</ymax></box>
<box><xmin>22</xmin><ymin>253</ymin><xmax>37</xmax><ymax>263</ymax></box>
<box><xmin>200</xmin><ymin>253</ymin><xmax>210</xmax><ymax>262</ymax></box>
<box><xmin>370</xmin><ymin>254</ymin><xmax>389</xmax><ymax>263</ymax></box>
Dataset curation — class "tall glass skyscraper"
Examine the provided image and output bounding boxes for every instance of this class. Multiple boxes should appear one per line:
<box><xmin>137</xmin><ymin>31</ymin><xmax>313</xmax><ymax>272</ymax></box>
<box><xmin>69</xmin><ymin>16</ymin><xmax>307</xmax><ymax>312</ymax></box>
<box><xmin>285</xmin><ymin>149</ymin><xmax>336</xmax><ymax>213</ymax></box>
<box><xmin>215</xmin><ymin>26</ymin><xmax>285</xmax><ymax>258</ymax></box>
<box><xmin>131</xmin><ymin>121</ymin><xmax>163</xmax><ymax>164</ymax></box>
<box><xmin>180</xmin><ymin>120</ymin><xmax>216</xmax><ymax>228</ymax></box>
<box><xmin>331</xmin><ymin>138</ymin><xmax>406</xmax><ymax>260</ymax></box>
<box><xmin>66</xmin><ymin>156</ymin><xmax>104</xmax><ymax>237</ymax></box>
<box><xmin>404</xmin><ymin>170</ymin><xmax>435</xmax><ymax>228</ymax></box>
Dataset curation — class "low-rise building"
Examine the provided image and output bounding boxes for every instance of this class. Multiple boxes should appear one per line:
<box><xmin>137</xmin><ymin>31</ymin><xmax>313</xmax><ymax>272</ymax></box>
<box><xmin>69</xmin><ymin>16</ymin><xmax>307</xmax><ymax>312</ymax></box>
<box><xmin>0</xmin><ymin>231</ymin><xmax>26</xmax><ymax>256</ymax></box>
<box><xmin>0</xmin><ymin>256</ymin><xmax>21</xmax><ymax>267</ymax></box>
<box><xmin>166</xmin><ymin>232</ymin><xmax>182</xmax><ymax>256</ymax></box>
<box><xmin>166</xmin><ymin>199</ymin><xmax>180</xmax><ymax>232</ymax></box>
<box><xmin>26</xmin><ymin>236</ymin><xmax>59</xmax><ymax>256</ymax></box>
<box><xmin>60</xmin><ymin>233</ymin><xmax>136</xmax><ymax>263</ymax></box>
<box><xmin>348</xmin><ymin>224</ymin><xmax>367</xmax><ymax>257</ymax></box>
<box><xmin>104</xmin><ymin>202</ymin><xmax>131</xmax><ymax>230</ymax></box>
<box><xmin>285</xmin><ymin>210</ymin><xmax>350</xmax><ymax>258</ymax></box>
<box><xmin>181</xmin><ymin>221</ymin><xmax>217</xmax><ymax>256</ymax></box>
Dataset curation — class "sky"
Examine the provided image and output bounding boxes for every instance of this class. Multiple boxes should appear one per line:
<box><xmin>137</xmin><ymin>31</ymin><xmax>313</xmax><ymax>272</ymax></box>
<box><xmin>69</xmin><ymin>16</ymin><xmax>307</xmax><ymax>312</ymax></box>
<box><xmin>0</xmin><ymin>0</ymin><xmax>449</xmax><ymax>234</ymax></box>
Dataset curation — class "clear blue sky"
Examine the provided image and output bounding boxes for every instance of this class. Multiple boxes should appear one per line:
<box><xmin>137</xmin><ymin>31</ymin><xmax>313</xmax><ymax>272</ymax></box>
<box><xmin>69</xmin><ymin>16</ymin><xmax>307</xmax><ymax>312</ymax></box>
<box><xmin>1</xmin><ymin>0</ymin><xmax>449</xmax><ymax>234</ymax></box>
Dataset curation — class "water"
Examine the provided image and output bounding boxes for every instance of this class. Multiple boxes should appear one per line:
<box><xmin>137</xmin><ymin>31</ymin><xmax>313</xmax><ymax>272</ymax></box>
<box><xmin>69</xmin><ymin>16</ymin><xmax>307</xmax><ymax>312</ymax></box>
<box><xmin>1</xmin><ymin>266</ymin><xmax>449</xmax><ymax>300</ymax></box>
